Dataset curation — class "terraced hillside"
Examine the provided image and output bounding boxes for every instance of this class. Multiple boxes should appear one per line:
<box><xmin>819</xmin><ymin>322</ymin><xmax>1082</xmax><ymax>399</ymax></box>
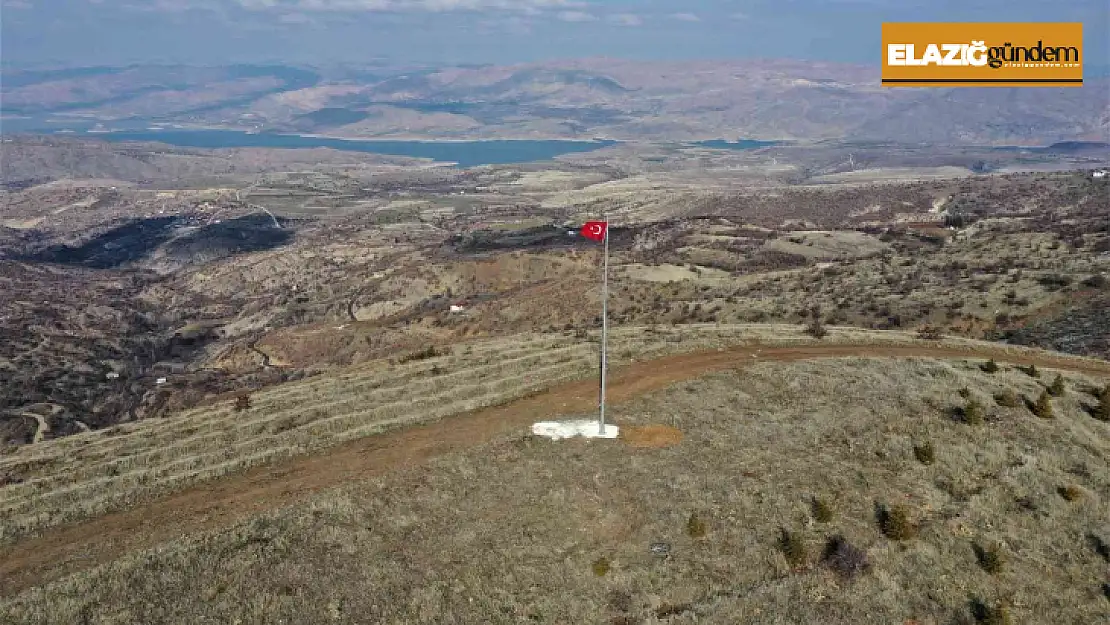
<box><xmin>0</xmin><ymin>324</ymin><xmax>763</xmax><ymax>543</ymax></box>
<box><xmin>2</xmin><ymin>325</ymin><xmax>1109</xmax><ymax>602</ymax></box>
<box><xmin>0</xmin><ymin>325</ymin><xmax>1108</xmax><ymax>624</ymax></box>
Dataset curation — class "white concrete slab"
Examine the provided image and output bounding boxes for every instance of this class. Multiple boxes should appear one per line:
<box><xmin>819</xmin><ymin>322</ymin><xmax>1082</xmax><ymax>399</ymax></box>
<box><xmin>532</xmin><ymin>419</ymin><xmax>619</xmax><ymax>440</ymax></box>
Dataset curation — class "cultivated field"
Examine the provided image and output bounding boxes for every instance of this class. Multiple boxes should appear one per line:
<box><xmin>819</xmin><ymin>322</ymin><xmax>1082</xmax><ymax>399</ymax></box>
<box><xmin>2</xmin><ymin>329</ymin><xmax>1108</xmax><ymax>624</ymax></box>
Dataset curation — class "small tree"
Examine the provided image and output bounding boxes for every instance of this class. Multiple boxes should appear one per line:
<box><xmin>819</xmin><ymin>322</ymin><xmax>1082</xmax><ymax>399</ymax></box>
<box><xmin>1048</xmin><ymin>374</ymin><xmax>1065</xmax><ymax>397</ymax></box>
<box><xmin>963</xmin><ymin>399</ymin><xmax>985</xmax><ymax>425</ymax></box>
<box><xmin>994</xmin><ymin>390</ymin><xmax>1020</xmax><ymax>408</ymax></box>
<box><xmin>981</xmin><ymin>359</ymin><xmax>999</xmax><ymax>373</ymax></box>
<box><xmin>686</xmin><ymin>512</ymin><xmax>707</xmax><ymax>539</ymax></box>
<box><xmin>1032</xmin><ymin>390</ymin><xmax>1054</xmax><ymax>419</ymax></box>
<box><xmin>234</xmin><ymin>394</ymin><xmax>252</xmax><ymax>412</ymax></box>
<box><xmin>974</xmin><ymin>542</ymin><xmax>1005</xmax><ymax>575</ymax></box>
<box><xmin>805</xmin><ymin>305</ymin><xmax>828</xmax><ymax>339</ymax></box>
<box><xmin>812</xmin><ymin>497</ymin><xmax>834</xmax><ymax>523</ymax></box>
<box><xmin>878</xmin><ymin>503</ymin><xmax>916</xmax><ymax>540</ymax></box>
<box><xmin>1094</xmin><ymin>386</ymin><xmax>1110</xmax><ymax>422</ymax></box>
<box><xmin>913</xmin><ymin>441</ymin><xmax>936</xmax><ymax>465</ymax></box>
<box><xmin>778</xmin><ymin>528</ymin><xmax>808</xmax><ymax>568</ymax></box>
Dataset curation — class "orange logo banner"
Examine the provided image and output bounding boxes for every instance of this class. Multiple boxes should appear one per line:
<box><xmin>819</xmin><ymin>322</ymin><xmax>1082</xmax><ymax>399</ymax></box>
<box><xmin>881</xmin><ymin>23</ymin><xmax>1084</xmax><ymax>87</ymax></box>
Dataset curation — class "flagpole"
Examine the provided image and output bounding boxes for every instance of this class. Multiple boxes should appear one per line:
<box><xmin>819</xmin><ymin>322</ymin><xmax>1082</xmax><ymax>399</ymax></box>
<box><xmin>599</xmin><ymin>217</ymin><xmax>609</xmax><ymax>435</ymax></box>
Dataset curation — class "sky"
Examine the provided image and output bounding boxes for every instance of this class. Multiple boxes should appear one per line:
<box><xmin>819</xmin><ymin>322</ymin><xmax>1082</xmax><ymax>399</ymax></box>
<box><xmin>1</xmin><ymin>0</ymin><xmax>1107</xmax><ymax>69</ymax></box>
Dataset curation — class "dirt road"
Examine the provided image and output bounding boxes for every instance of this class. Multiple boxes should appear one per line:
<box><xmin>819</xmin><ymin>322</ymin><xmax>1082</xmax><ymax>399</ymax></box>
<box><xmin>2</xmin><ymin>342</ymin><xmax>1108</xmax><ymax>596</ymax></box>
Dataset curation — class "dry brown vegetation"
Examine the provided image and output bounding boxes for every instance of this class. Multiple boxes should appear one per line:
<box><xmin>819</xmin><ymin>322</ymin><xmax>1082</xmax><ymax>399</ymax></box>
<box><xmin>2</xmin><ymin>352</ymin><xmax>1107</xmax><ymax>624</ymax></box>
<box><xmin>4</xmin><ymin>162</ymin><xmax>1107</xmax><ymax>449</ymax></box>
<box><xmin>1</xmin><ymin>138</ymin><xmax>1107</xmax><ymax>623</ymax></box>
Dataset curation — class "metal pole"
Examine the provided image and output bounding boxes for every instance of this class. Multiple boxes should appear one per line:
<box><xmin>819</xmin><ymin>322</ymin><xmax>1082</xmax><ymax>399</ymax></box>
<box><xmin>599</xmin><ymin>218</ymin><xmax>609</xmax><ymax>435</ymax></box>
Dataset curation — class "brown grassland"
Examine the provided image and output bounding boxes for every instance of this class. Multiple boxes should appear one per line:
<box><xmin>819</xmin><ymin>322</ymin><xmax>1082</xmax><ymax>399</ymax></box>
<box><xmin>1</xmin><ymin>327</ymin><xmax>1109</xmax><ymax>624</ymax></box>
<box><xmin>2</xmin><ymin>137</ymin><xmax>1108</xmax><ymax>624</ymax></box>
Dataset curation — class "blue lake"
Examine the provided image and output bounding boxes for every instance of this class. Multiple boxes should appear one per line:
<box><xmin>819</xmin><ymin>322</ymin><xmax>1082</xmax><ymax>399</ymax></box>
<box><xmin>4</xmin><ymin>117</ymin><xmax>781</xmax><ymax>166</ymax></box>
<box><xmin>63</xmin><ymin>130</ymin><xmax>620</xmax><ymax>168</ymax></box>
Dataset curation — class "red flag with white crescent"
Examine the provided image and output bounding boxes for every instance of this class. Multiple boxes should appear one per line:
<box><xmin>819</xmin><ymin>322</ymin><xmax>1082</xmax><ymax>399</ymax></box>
<box><xmin>580</xmin><ymin>221</ymin><xmax>608</xmax><ymax>242</ymax></box>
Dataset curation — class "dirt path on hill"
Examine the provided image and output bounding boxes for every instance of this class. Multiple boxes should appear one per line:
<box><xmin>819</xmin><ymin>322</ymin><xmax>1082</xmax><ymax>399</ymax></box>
<box><xmin>2</xmin><ymin>342</ymin><xmax>1108</xmax><ymax>597</ymax></box>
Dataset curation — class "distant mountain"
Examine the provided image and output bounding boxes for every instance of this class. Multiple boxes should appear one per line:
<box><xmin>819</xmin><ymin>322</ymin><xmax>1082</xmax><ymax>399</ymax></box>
<box><xmin>2</xmin><ymin>60</ymin><xmax>1107</xmax><ymax>145</ymax></box>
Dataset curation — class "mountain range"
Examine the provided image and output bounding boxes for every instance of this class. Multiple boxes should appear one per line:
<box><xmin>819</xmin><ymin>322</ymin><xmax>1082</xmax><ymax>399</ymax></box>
<box><xmin>2</xmin><ymin>60</ymin><xmax>1108</xmax><ymax>145</ymax></box>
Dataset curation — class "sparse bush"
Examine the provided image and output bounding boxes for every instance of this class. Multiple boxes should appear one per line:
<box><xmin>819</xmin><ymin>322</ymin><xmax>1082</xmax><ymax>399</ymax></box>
<box><xmin>917</xmin><ymin>325</ymin><xmax>943</xmax><ymax>340</ymax></box>
<box><xmin>607</xmin><ymin>589</ymin><xmax>633</xmax><ymax>613</ymax></box>
<box><xmin>1048</xmin><ymin>374</ymin><xmax>1066</xmax><ymax>397</ymax></box>
<box><xmin>233</xmin><ymin>394</ymin><xmax>252</xmax><ymax>412</ymax></box>
<box><xmin>1094</xmin><ymin>389</ymin><xmax>1110</xmax><ymax>422</ymax></box>
<box><xmin>913</xmin><ymin>441</ymin><xmax>936</xmax><ymax>465</ymax></box>
<box><xmin>1081</xmin><ymin>274</ymin><xmax>1107</xmax><ymax>288</ymax></box>
<box><xmin>962</xmin><ymin>399</ymin><xmax>985</xmax><ymax>425</ymax></box>
<box><xmin>812</xmin><ymin>497</ymin><xmax>834</xmax><ymax>523</ymax></box>
<box><xmin>974</xmin><ymin>542</ymin><xmax>1005</xmax><ymax>574</ymax></box>
<box><xmin>804</xmin><ymin>305</ymin><xmax>827</xmax><ymax>339</ymax></box>
<box><xmin>878</xmin><ymin>503</ymin><xmax>916</xmax><ymax>540</ymax></box>
<box><xmin>778</xmin><ymin>528</ymin><xmax>808</xmax><ymax>568</ymax></box>
<box><xmin>981</xmin><ymin>359</ymin><xmax>999</xmax><ymax>373</ymax></box>
<box><xmin>1085</xmin><ymin>533</ymin><xmax>1109</xmax><ymax>562</ymax></box>
<box><xmin>1058</xmin><ymin>485</ymin><xmax>1082</xmax><ymax>501</ymax></box>
<box><xmin>398</xmin><ymin>345</ymin><xmax>448</xmax><ymax>364</ymax></box>
<box><xmin>1019</xmin><ymin>363</ymin><xmax>1040</xmax><ymax>378</ymax></box>
<box><xmin>592</xmin><ymin>556</ymin><xmax>611</xmax><ymax>576</ymax></box>
<box><xmin>970</xmin><ymin>598</ymin><xmax>1013</xmax><ymax>625</ymax></box>
<box><xmin>822</xmin><ymin>534</ymin><xmax>869</xmax><ymax>579</ymax></box>
<box><xmin>1032</xmin><ymin>390</ymin><xmax>1054</xmax><ymax>419</ymax></box>
<box><xmin>994</xmin><ymin>390</ymin><xmax>1020</xmax><ymax>408</ymax></box>
<box><xmin>686</xmin><ymin>512</ymin><xmax>707</xmax><ymax>539</ymax></box>
<box><xmin>958</xmin><ymin>387</ymin><xmax>971</xmax><ymax>399</ymax></box>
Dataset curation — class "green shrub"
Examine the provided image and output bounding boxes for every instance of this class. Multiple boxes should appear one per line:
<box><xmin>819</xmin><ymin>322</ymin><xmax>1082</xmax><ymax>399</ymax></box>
<box><xmin>1058</xmin><ymin>485</ymin><xmax>1083</xmax><ymax>501</ymax></box>
<box><xmin>1094</xmin><ymin>386</ymin><xmax>1110</xmax><ymax>422</ymax></box>
<box><xmin>971</xmin><ymin>599</ymin><xmax>1013</xmax><ymax>625</ymax></box>
<box><xmin>1048</xmin><ymin>374</ymin><xmax>1066</xmax><ymax>397</ymax></box>
<box><xmin>686</xmin><ymin>512</ymin><xmax>707</xmax><ymax>539</ymax></box>
<box><xmin>812</xmin><ymin>497</ymin><xmax>834</xmax><ymax>523</ymax></box>
<box><xmin>878</xmin><ymin>503</ymin><xmax>916</xmax><ymax>540</ymax></box>
<box><xmin>1032</xmin><ymin>390</ymin><xmax>1054</xmax><ymax>419</ymax></box>
<box><xmin>592</xmin><ymin>556</ymin><xmax>611</xmax><ymax>576</ymax></box>
<box><xmin>963</xmin><ymin>399</ymin><xmax>986</xmax><ymax>425</ymax></box>
<box><xmin>913</xmin><ymin>441</ymin><xmax>936</xmax><ymax>465</ymax></box>
<box><xmin>958</xmin><ymin>387</ymin><xmax>972</xmax><ymax>399</ymax></box>
<box><xmin>980</xmin><ymin>359</ymin><xmax>999</xmax><ymax>373</ymax></box>
<box><xmin>1020</xmin><ymin>363</ymin><xmax>1040</xmax><ymax>378</ymax></box>
<box><xmin>993</xmin><ymin>390</ymin><xmax>1020</xmax><ymax>408</ymax></box>
<box><xmin>804</xmin><ymin>305</ymin><xmax>828</xmax><ymax>339</ymax></box>
<box><xmin>398</xmin><ymin>345</ymin><xmax>448</xmax><ymax>364</ymax></box>
<box><xmin>974</xmin><ymin>542</ymin><xmax>1005</xmax><ymax>575</ymax></box>
<box><xmin>778</xmin><ymin>528</ymin><xmax>808</xmax><ymax>568</ymax></box>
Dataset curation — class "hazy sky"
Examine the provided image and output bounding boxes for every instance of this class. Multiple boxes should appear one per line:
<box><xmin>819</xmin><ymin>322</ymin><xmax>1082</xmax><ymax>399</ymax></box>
<box><xmin>2</xmin><ymin>0</ymin><xmax>1107</xmax><ymax>68</ymax></box>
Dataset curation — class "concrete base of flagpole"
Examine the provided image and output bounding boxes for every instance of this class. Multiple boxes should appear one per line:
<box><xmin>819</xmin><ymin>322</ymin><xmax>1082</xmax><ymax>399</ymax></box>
<box><xmin>531</xmin><ymin>420</ymin><xmax>619</xmax><ymax>440</ymax></box>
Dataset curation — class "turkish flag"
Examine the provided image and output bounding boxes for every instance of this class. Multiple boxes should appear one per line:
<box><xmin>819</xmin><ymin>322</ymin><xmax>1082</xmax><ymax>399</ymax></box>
<box><xmin>580</xmin><ymin>221</ymin><xmax>608</xmax><ymax>242</ymax></box>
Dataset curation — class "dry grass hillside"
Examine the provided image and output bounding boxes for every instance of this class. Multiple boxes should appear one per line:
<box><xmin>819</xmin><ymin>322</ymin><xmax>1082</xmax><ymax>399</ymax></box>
<box><xmin>1</xmin><ymin>326</ymin><xmax>1108</xmax><ymax>624</ymax></box>
<box><xmin>3</xmin><ymin>165</ymin><xmax>1107</xmax><ymax>451</ymax></box>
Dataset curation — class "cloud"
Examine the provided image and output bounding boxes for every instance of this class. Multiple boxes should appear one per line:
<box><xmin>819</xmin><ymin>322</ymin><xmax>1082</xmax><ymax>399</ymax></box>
<box><xmin>607</xmin><ymin>13</ymin><xmax>641</xmax><ymax>26</ymax></box>
<box><xmin>669</xmin><ymin>12</ymin><xmax>699</xmax><ymax>22</ymax></box>
<box><xmin>556</xmin><ymin>9</ymin><xmax>595</xmax><ymax>22</ymax></box>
